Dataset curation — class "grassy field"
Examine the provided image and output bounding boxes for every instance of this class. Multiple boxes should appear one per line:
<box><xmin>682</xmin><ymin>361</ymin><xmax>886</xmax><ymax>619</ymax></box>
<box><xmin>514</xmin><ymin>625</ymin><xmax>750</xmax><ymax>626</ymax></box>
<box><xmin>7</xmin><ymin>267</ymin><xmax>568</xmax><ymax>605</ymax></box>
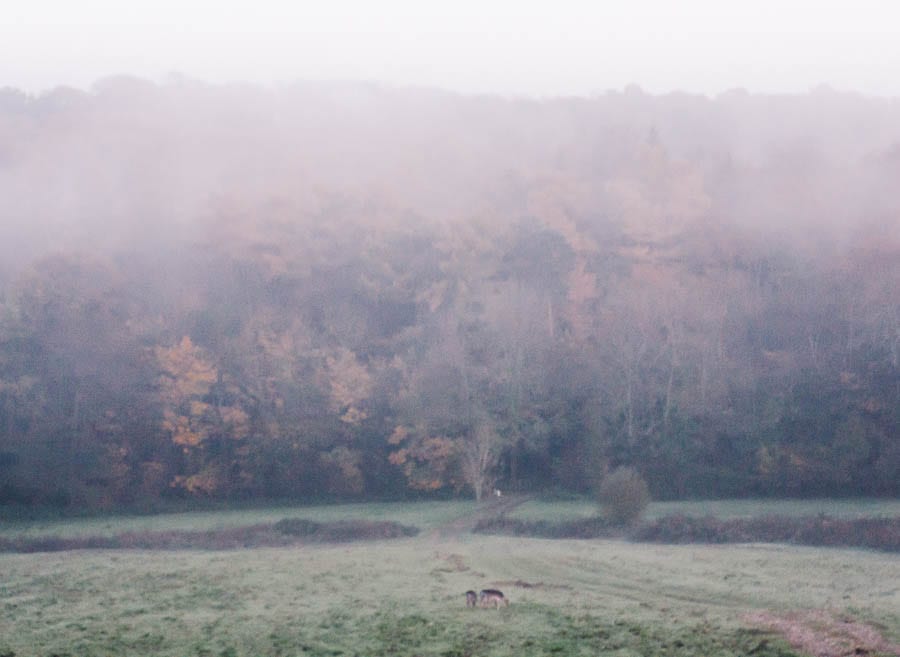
<box><xmin>1</xmin><ymin>500</ymin><xmax>899</xmax><ymax>656</ymax></box>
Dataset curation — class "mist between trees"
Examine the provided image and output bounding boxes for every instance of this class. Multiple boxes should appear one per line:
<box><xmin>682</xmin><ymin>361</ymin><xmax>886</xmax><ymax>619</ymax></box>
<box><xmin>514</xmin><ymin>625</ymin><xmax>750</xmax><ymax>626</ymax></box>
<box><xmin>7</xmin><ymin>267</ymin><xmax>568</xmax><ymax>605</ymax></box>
<box><xmin>0</xmin><ymin>78</ymin><xmax>897</xmax><ymax>509</ymax></box>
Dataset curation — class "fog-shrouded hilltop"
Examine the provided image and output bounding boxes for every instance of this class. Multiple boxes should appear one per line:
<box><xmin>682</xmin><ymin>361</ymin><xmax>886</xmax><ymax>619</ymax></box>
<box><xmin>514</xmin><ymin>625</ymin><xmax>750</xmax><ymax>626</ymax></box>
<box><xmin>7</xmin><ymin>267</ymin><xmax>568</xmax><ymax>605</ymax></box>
<box><xmin>0</xmin><ymin>77</ymin><xmax>897</xmax><ymax>509</ymax></box>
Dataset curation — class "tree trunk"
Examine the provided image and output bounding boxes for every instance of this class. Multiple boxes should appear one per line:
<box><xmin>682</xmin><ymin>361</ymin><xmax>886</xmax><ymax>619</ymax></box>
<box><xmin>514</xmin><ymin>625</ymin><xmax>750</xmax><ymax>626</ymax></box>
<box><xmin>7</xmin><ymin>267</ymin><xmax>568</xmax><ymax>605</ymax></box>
<box><xmin>547</xmin><ymin>298</ymin><xmax>555</xmax><ymax>339</ymax></box>
<box><xmin>663</xmin><ymin>350</ymin><xmax>675</xmax><ymax>432</ymax></box>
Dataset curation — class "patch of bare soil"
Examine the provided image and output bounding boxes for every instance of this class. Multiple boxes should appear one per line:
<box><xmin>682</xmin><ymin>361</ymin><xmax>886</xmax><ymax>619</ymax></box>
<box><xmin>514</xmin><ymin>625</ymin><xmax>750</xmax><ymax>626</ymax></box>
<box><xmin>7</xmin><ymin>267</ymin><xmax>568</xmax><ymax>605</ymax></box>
<box><xmin>431</xmin><ymin>551</ymin><xmax>485</xmax><ymax>577</ymax></box>
<box><xmin>744</xmin><ymin>609</ymin><xmax>900</xmax><ymax>657</ymax></box>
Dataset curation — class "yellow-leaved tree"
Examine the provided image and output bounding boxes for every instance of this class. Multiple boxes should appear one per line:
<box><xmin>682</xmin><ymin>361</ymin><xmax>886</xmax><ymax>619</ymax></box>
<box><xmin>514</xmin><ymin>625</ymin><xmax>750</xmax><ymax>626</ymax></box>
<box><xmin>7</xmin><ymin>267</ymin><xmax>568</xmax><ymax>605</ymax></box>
<box><xmin>155</xmin><ymin>336</ymin><xmax>218</xmax><ymax>448</ymax></box>
<box><xmin>387</xmin><ymin>425</ymin><xmax>462</xmax><ymax>492</ymax></box>
<box><xmin>155</xmin><ymin>336</ymin><xmax>251</xmax><ymax>495</ymax></box>
<box><xmin>322</xmin><ymin>347</ymin><xmax>373</xmax><ymax>426</ymax></box>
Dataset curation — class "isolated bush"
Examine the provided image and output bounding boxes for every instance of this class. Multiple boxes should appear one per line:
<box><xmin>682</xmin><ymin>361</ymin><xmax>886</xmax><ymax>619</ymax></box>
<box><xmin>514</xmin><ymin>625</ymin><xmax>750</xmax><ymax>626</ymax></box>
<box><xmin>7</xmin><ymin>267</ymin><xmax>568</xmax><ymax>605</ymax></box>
<box><xmin>596</xmin><ymin>467</ymin><xmax>650</xmax><ymax>525</ymax></box>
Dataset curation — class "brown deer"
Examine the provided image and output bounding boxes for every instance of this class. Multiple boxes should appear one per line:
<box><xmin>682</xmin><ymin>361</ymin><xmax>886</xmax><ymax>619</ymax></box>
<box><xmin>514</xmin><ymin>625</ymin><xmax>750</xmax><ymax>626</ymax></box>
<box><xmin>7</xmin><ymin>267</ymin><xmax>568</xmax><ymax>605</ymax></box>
<box><xmin>479</xmin><ymin>588</ymin><xmax>509</xmax><ymax>608</ymax></box>
<box><xmin>465</xmin><ymin>590</ymin><xmax>478</xmax><ymax>607</ymax></box>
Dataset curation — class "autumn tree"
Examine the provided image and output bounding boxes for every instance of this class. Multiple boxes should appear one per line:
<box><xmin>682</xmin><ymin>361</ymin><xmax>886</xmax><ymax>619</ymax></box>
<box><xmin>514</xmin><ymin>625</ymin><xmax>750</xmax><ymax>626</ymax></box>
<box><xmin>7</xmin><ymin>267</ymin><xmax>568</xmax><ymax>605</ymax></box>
<box><xmin>155</xmin><ymin>336</ymin><xmax>252</xmax><ymax>496</ymax></box>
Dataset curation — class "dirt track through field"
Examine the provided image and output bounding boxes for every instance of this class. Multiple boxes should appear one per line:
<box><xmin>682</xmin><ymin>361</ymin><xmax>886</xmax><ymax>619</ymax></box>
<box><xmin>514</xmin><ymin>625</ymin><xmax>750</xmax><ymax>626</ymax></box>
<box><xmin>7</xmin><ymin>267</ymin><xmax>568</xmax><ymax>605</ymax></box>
<box><xmin>744</xmin><ymin>610</ymin><xmax>900</xmax><ymax>657</ymax></box>
<box><xmin>425</xmin><ymin>499</ymin><xmax>900</xmax><ymax>657</ymax></box>
<box><xmin>427</xmin><ymin>494</ymin><xmax>533</xmax><ymax>539</ymax></box>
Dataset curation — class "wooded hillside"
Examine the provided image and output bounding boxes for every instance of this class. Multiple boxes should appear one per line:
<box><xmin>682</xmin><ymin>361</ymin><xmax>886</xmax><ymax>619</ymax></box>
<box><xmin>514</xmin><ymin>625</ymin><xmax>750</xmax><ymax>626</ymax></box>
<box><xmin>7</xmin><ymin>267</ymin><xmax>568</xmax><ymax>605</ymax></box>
<box><xmin>1</xmin><ymin>79</ymin><xmax>897</xmax><ymax>508</ymax></box>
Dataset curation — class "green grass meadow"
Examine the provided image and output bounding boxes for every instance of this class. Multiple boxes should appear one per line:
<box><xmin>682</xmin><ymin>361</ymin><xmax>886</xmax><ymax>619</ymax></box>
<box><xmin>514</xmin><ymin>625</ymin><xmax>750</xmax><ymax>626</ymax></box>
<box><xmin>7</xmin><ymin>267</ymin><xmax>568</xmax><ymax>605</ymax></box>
<box><xmin>1</xmin><ymin>500</ymin><xmax>899</xmax><ymax>656</ymax></box>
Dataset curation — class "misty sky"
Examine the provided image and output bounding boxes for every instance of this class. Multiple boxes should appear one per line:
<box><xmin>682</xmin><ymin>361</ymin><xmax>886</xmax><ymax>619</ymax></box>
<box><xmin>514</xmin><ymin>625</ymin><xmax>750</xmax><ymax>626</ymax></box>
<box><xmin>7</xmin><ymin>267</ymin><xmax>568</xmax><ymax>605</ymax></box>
<box><xmin>3</xmin><ymin>0</ymin><xmax>900</xmax><ymax>97</ymax></box>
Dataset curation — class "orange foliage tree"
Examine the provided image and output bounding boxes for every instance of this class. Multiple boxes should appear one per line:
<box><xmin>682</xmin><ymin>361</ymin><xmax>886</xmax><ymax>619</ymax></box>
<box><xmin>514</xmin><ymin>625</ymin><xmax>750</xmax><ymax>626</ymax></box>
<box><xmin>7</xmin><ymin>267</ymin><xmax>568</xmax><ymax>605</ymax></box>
<box><xmin>155</xmin><ymin>336</ymin><xmax>251</xmax><ymax>495</ymax></box>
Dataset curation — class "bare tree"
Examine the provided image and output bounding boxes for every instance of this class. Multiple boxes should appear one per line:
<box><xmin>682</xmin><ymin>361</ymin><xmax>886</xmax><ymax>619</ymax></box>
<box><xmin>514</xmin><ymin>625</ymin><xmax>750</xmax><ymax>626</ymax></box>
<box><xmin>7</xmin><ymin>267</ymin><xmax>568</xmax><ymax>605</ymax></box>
<box><xmin>460</xmin><ymin>420</ymin><xmax>502</xmax><ymax>501</ymax></box>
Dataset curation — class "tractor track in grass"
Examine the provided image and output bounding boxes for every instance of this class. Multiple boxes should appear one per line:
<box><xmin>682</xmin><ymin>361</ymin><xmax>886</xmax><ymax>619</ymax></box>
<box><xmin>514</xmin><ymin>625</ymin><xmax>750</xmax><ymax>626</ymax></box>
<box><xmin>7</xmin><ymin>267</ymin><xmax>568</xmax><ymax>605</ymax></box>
<box><xmin>744</xmin><ymin>609</ymin><xmax>900</xmax><ymax>657</ymax></box>
<box><xmin>427</xmin><ymin>494</ymin><xmax>534</xmax><ymax>539</ymax></box>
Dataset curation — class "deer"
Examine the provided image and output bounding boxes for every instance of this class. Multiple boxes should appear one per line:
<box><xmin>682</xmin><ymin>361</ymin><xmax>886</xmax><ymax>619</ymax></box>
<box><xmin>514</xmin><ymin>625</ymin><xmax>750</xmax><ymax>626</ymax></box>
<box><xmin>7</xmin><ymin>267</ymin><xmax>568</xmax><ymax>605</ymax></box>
<box><xmin>479</xmin><ymin>588</ymin><xmax>509</xmax><ymax>608</ymax></box>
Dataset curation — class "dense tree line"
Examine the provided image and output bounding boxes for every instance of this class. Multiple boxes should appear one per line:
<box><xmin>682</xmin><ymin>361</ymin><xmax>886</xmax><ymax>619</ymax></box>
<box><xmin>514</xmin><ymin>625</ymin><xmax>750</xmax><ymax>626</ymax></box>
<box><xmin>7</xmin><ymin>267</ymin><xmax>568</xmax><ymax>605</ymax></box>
<box><xmin>0</xmin><ymin>78</ymin><xmax>897</xmax><ymax>508</ymax></box>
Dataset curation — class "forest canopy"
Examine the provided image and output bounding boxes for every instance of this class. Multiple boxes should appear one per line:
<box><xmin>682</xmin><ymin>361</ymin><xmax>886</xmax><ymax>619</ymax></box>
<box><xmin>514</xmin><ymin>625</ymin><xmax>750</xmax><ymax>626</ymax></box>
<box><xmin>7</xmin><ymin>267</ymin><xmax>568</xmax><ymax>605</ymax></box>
<box><xmin>0</xmin><ymin>78</ymin><xmax>898</xmax><ymax>508</ymax></box>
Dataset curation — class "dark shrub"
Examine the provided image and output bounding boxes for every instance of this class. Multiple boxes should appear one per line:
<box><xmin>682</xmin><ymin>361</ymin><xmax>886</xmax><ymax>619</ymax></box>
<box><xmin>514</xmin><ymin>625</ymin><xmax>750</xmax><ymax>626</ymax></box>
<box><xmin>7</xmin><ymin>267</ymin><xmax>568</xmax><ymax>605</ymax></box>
<box><xmin>273</xmin><ymin>518</ymin><xmax>323</xmax><ymax>536</ymax></box>
<box><xmin>315</xmin><ymin>520</ymin><xmax>419</xmax><ymax>542</ymax></box>
<box><xmin>275</xmin><ymin>518</ymin><xmax>418</xmax><ymax>541</ymax></box>
<box><xmin>0</xmin><ymin>519</ymin><xmax>420</xmax><ymax>553</ymax></box>
<box><xmin>632</xmin><ymin>515</ymin><xmax>708</xmax><ymax>543</ymax></box>
<box><xmin>597</xmin><ymin>467</ymin><xmax>650</xmax><ymax>525</ymax></box>
<box><xmin>473</xmin><ymin>516</ymin><xmax>616</xmax><ymax>539</ymax></box>
<box><xmin>633</xmin><ymin>515</ymin><xmax>900</xmax><ymax>552</ymax></box>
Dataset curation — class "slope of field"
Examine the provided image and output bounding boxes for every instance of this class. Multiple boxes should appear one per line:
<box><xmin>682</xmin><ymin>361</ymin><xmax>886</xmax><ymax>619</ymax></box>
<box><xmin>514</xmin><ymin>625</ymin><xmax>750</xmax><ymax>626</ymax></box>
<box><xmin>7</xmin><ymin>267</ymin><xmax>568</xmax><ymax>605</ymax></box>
<box><xmin>1</xmin><ymin>501</ymin><xmax>898</xmax><ymax>656</ymax></box>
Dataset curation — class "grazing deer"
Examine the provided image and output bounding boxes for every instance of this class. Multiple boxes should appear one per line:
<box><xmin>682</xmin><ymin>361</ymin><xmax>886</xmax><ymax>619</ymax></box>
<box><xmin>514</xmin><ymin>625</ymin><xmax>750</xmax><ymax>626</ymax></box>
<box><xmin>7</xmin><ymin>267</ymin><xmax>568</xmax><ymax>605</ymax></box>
<box><xmin>465</xmin><ymin>590</ymin><xmax>478</xmax><ymax>607</ymax></box>
<box><xmin>479</xmin><ymin>588</ymin><xmax>509</xmax><ymax>608</ymax></box>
